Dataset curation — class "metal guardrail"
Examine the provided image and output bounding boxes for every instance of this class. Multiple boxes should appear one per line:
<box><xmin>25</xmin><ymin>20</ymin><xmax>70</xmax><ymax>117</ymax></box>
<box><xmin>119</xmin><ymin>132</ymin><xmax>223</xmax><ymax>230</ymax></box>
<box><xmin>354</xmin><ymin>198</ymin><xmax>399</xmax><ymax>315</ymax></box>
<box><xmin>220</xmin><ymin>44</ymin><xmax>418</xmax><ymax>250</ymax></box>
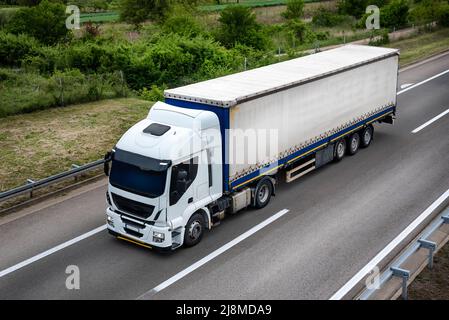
<box><xmin>357</xmin><ymin>206</ymin><xmax>449</xmax><ymax>300</ymax></box>
<box><xmin>330</xmin><ymin>189</ymin><xmax>449</xmax><ymax>300</ymax></box>
<box><xmin>0</xmin><ymin>159</ymin><xmax>105</xmax><ymax>203</ymax></box>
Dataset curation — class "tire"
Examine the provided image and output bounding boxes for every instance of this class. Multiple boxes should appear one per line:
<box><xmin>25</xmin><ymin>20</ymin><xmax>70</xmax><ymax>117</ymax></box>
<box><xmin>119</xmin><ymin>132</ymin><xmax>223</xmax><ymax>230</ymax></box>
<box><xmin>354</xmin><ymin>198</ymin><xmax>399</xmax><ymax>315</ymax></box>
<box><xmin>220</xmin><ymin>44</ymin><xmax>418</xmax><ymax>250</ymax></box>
<box><xmin>334</xmin><ymin>139</ymin><xmax>346</xmax><ymax>162</ymax></box>
<box><xmin>347</xmin><ymin>133</ymin><xmax>360</xmax><ymax>156</ymax></box>
<box><xmin>253</xmin><ymin>178</ymin><xmax>273</xmax><ymax>209</ymax></box>
<box><xmin>184</xmin><ymin>213</ymin><xmax>205</xmax><ymax>247</ymax></box>
<box><xmin>360</xmin><ymin>125</ymin><xmax>373</xmax><ymax>148</ymax></box>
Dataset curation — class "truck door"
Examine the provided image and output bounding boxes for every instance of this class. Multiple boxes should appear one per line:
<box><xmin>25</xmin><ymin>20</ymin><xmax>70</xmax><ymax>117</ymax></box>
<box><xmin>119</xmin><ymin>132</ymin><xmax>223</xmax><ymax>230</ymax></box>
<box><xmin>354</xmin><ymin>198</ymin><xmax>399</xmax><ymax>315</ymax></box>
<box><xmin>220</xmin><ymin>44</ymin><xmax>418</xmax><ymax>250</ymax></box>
<box><xmin>167</xmin><ymin>157</ymin><xmax>198</xmax><ymax>221</ymax></box>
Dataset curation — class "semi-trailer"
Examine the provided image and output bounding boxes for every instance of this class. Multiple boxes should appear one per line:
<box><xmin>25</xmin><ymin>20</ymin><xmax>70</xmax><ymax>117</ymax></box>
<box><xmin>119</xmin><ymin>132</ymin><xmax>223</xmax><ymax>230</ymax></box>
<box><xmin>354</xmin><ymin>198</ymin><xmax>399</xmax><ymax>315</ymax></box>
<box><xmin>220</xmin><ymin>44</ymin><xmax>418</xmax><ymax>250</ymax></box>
<box><xmin>104</xmin><ymin>44</ymin><xmax>400</xmax><ymax>250</ymax></box>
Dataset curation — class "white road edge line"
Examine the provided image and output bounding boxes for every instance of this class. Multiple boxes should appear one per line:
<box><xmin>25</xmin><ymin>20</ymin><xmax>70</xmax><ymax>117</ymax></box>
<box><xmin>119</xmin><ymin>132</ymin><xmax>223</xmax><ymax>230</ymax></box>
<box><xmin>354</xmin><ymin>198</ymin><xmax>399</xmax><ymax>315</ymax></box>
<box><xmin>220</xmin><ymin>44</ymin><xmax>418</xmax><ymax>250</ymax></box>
<box><xmin>397</xmin><ymin>69</ymin><xmax>449</xmax><ymax>95</ymax></box>
<box><xmin>0</xmin><ymin>224</ymin><xmax>107</xmax><ymax>278</ymax></box>
<box><xmin>411</xmin><ymin>108</ymin><xmax>449</xmax><ymax>133</ymax></box>
<box><xmin>137</xmin><ymin>208</ymin><xmax>290</xmax><ymax>299</ymax></box>
<box><xmin>329</xmin><ymin>188</ymin><xmax>449</xmax><ymax>300</ymax></box>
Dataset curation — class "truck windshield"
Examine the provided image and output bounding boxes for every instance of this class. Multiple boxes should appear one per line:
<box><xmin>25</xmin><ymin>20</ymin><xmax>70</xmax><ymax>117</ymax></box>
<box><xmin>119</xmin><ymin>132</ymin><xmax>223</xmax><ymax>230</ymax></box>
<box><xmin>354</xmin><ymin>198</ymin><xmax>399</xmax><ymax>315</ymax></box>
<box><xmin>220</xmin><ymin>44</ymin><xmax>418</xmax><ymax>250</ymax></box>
<box><xmin>109</xmin><ymin>150</ymin><xmax>168</xmax><ymax>198</ymax></box>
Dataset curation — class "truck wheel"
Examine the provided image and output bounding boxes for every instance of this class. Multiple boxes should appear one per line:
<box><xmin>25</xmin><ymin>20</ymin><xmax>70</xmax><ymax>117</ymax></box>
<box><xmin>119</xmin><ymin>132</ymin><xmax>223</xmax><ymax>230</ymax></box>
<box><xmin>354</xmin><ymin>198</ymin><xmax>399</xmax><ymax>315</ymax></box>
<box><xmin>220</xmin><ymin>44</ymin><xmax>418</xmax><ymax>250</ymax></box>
<box><xmin>361</xmin><ymin>125</ymin><xmax>373</xmax><ymax>148</ymax></box>
<box><xmin>253</xmin><ymin>179</ymin><xmax>273</xmax><ymax>209</ymax></box>
<box><xmin>347</xmin><ymin>133</ymin><xmax>360</xmax><ymax>155</ymax></box>
<box><xmin>184</xmin><ymin>213</ymin><xmax>205</xmax><ymax>247</ymax></box>
<box><xmin>334</xmin><ymin>139</ymin><xmax>346</xmax><ymax>162</ymax></box>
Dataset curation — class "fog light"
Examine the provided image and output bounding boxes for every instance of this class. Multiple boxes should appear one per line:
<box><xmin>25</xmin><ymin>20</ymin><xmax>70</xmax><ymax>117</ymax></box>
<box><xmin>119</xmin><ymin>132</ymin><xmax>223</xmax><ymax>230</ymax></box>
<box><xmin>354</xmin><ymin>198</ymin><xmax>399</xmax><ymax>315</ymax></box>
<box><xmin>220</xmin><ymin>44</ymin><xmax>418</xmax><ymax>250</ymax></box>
<box><xmin>153</xmin><ymin>231</ymin><xmax>165</xmax><ymax>243</ymax></box>
<box><xmin>107</xmin><ymin>215</ymin><xmax>114</xmax><ymax>228</ymax></box>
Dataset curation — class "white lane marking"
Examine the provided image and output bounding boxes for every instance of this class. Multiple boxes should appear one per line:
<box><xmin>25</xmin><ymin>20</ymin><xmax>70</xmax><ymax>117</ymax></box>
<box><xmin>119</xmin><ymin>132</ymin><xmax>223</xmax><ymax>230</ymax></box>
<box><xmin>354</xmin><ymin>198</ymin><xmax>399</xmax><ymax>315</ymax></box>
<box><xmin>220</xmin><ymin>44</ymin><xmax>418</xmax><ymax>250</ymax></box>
<box><xmin>411</xmin><ymin>108</ymin><xmax>449</xmax><ymax>133</ymax></box>
<box><xmin>397</xmin><ymin>69</ymin><xmax>449</xmax><ymax>95</ymax></box>
<box><xmin>138</xmin><ymin>209</ymin><xmax>289</xmax><ymax>299</ymax></box>
<box><xmin>329</xmin><ymin>188</ymin><xmax>449</xmax><ymax>300</ymax></box>
<box><xmin>0</xmin><ymin>224</ymin><xmax>107</xmax><ymax>278</ymax></box>
<box><xmin>400</xmin><ymin>83</ymin><xmax>414</xmax><ymax>89</ymax></box>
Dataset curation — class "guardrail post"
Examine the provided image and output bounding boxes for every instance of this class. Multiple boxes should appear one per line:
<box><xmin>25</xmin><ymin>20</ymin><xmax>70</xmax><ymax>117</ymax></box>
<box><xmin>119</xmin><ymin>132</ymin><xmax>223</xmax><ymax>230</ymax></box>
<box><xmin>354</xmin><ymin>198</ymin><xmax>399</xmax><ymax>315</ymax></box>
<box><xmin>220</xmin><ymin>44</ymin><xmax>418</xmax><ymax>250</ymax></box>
<box><xmin>71</xmin><ymin>164</ymin><xmax>80</xmax><ymax>182</ymax></box>
<box><xmin>391</xmin><ymin>267</ymin><xmax>410</xmax><ymax>300</ymax></box>
<box><xmin>442</xmin><ymin>215</ymin><xmax>449</xmax><ymax>224</ymax></box>
<box><xmin>418</xmin><ymin>239</ymin><xmax>437</xmax><ymax>269</ymax></box>
<box><xmin>26</xmin><ymin>179</ymin><xmax>35</xmax><ymax>198</ymax></box>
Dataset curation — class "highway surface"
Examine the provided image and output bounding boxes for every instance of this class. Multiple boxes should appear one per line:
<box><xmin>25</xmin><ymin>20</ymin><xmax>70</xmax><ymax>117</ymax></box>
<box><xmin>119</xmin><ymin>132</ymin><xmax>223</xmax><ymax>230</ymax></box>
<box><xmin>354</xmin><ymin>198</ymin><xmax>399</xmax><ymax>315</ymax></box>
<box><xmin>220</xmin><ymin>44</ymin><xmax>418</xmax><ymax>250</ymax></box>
<box><xmin>0</xmin><ymin>52</ymin><xmax>448</xmax><ymax>299</ymax></box>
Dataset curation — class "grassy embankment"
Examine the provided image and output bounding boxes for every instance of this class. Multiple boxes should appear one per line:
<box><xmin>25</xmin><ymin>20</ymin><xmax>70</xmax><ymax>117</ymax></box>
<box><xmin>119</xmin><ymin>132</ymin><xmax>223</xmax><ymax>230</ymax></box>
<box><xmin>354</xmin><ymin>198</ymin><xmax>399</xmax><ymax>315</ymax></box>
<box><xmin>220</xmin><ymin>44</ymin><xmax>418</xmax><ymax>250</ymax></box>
<box><xmin>387</xmin><ymin>27</ymin><xmax>449</xmax><ymax>66</ymax></box>
<box><xmin>0</xmin><ymin>98</ymin><xmax>150</xmax><ymax>193</ymax></box>
<box><xmin>1</xmin><ymin>28</ymin><xmax>448</xmax><ymax>193</ymax></box>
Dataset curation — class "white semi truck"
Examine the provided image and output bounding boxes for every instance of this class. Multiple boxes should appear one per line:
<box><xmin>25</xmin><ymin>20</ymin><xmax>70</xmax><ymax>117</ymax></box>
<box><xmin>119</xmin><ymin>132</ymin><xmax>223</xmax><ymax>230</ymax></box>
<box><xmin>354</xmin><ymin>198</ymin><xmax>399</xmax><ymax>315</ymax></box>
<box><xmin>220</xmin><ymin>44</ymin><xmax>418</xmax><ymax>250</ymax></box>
<box><xmin>104</xmin><ymin>44</ymin><xmax>399</xmax><ymax>250</ymax></box>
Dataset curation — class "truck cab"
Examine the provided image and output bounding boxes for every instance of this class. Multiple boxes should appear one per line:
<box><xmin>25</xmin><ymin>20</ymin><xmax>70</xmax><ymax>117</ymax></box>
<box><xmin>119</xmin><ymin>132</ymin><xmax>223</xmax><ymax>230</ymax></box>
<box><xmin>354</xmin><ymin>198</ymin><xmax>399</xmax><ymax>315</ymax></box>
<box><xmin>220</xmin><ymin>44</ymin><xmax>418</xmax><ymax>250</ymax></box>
<box><xmin>105</xmin><ymin>102</ymin><xmax>222</xmax><ymax>250</ymax></box>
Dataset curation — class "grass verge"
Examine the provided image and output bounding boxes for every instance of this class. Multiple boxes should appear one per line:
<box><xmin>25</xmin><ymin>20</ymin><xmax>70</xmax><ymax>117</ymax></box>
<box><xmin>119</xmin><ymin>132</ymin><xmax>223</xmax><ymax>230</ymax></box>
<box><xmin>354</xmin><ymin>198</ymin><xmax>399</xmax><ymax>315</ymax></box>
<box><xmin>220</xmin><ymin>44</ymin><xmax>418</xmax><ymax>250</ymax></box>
<box><xmin>0</xmin><ymin>98</ymin><xmax>151</xmax><ymax>192</ymax></box>
<box><xmin>387</xmin><ymin>28</ymin><xmax>449</xmax><ymax>67</ymax></box>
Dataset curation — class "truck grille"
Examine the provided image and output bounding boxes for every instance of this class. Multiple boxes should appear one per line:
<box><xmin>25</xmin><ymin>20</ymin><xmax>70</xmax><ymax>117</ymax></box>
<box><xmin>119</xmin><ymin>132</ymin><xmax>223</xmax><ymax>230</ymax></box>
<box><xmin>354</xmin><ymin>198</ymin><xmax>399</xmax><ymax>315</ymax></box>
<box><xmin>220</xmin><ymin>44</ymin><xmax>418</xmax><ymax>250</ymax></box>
<box><xmin>111</xmin><ymin>193</ymin><xmax>154</xmax><ymax>219</ymax></box>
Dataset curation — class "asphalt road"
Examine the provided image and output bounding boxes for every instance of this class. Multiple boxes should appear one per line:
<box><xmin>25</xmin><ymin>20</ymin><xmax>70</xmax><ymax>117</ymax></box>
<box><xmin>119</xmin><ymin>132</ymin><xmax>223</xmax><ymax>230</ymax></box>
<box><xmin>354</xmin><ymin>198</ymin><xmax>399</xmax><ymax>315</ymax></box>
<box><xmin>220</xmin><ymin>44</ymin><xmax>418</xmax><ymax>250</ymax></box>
<box><xmin>0</xmin><ymin>53</ymin><xmax>448</xmax><ymax>300</ymax></box>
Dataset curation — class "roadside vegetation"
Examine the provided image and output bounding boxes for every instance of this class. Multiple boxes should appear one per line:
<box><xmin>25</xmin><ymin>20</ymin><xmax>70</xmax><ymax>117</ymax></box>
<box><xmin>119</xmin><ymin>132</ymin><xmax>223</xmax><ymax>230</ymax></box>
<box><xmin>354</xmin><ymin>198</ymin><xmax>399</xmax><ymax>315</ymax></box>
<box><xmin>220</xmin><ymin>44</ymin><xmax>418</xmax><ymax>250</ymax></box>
<box><xmin>1</xmin><ymin>0</ymin><xmax>449</xmax><ymax>192</ymax></box>
<box><xmin>0</xmin><ymin>98</ymin><xmax>150</xmax><ymax>192</ymax></box>
<box><xmin>1</xmin><ymin>0</ymin><xmax>449</xmax><ymax>119</ymax></box>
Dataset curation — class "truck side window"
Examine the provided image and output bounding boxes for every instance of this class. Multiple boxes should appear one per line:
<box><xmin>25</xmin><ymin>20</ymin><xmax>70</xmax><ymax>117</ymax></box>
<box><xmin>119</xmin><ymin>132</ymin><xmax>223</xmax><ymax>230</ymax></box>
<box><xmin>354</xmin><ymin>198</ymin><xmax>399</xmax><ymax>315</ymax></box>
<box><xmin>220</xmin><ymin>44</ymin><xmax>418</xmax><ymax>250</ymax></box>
<box><xmin>169</xmin><ymin>157</ymin><xmax>198</xmax><ymax>206</ymax></box>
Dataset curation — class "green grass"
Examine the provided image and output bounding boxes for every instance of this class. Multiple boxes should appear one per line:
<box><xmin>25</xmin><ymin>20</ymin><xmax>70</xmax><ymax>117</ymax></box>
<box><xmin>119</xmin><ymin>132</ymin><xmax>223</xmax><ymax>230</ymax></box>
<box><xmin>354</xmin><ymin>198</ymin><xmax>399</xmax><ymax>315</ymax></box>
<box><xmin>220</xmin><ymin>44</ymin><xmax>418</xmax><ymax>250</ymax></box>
<box><xmin>200</xmin><ymin>0</ymin><xmax>319</xmax><ymax>12</ymax></box>
<box><xmin>80</xmin><ymin>11</ymin><xmax>119</xmax><ymax>23</ymax></box>
<box><xmin>0</xmin><ymin>98</ymin><xmax>151</xmax><ymax>192</ymax></box>
<box><xmin>386</xmin><ymin>28</ymin><xmax>449</xmax><ymax>66</ymax></box>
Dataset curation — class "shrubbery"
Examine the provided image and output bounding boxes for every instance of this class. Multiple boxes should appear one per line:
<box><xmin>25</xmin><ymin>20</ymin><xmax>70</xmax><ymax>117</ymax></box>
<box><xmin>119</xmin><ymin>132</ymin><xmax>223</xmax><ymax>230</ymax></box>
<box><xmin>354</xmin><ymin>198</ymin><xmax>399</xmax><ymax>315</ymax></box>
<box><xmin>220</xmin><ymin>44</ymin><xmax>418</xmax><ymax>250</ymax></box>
<box><xmin>282</xmin><ymin>0</ymin><xmax>304</xmax><ymax>20</ymax></box>
<box><xmin>312</xmin><ymin>6</ymin><xmax>349</xmax><ymax>27</ymax></box>
<box><xmin>380</xmin><ymin>0</ymin><xmax>409</xmax><ymax>29</ymax></box>
<box><xmin>6</xmin><ymin>0</ymin><xmax>69</xmax><ymax>45</ymax></box>
<box><xmin>215</xmin><ymin>5</ymin><xmax>270</xmax><ymax>50</ymax></box>
<box><xmin>0</xmin><ymin>68</ymin><xmax>128</xmax><ymax>117</ymax></box>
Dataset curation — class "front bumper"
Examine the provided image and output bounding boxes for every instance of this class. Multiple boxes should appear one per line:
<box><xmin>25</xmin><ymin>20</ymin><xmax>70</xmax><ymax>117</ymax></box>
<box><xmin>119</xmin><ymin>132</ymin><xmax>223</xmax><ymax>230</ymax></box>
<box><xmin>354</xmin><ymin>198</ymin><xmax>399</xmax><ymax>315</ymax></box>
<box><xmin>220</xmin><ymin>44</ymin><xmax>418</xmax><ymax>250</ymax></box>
<box><xmin>106</xmin><ymin>207</ymin><xmax>173</xmax><ymax>250</ymax></box>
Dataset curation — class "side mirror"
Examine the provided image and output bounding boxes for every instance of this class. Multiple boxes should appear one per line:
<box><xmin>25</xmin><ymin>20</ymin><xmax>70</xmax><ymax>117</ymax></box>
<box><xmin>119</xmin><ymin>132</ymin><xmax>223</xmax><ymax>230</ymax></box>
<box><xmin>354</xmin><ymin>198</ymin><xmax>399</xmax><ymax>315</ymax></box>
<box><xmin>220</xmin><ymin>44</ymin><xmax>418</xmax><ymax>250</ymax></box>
<box><xmin>103</xmin><ymin>151</ymin><xmax>112</xmax><ymax>176</ymax></box>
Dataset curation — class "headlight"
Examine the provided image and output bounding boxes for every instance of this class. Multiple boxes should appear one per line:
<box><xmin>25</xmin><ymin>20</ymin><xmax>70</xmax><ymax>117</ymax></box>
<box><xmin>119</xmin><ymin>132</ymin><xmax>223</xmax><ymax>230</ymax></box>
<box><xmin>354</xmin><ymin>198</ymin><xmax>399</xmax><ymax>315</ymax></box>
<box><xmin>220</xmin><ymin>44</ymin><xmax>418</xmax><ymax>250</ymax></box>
<box><xmin>107</xmin><ymin>215</ymin><xmax>114</xmax><ymax>227</ymax></box>
<box><xmin>153</xmin><ymin>231</ymin><xmax>165</xmax><ymax>243</ymax></box>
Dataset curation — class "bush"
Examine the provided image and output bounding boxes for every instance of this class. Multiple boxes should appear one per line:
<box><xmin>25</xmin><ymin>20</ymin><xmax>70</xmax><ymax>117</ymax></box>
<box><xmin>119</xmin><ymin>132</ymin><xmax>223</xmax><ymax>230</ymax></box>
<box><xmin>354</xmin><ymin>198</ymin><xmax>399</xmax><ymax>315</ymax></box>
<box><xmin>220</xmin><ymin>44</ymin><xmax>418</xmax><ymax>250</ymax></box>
<box><xmin>282</xmin><ymin>0</ymin><xmax>304</xmax><ymax>20</ymax></box>
<box><xmin>0</xmin><ymin>68</ymin><xmax>129</xmax><ymax>117</ymax></box>
<box><xmin>338</xmin><ymin>0</ymin><xmax>390</xmax><ymax>19</ymax></box>
<box><xmin>215</xmin><ymin>5</ymin><xmax>269</xmax><ymax>50</ymax></box>
<box><xmin>139</xmin><ymin>84</ymin><xmax>166</xmax><ymax>101</ymax></box>
<box><xmin>6</xmin><ymin>0</ymin><xmax>69</xmax><ymax>45</ymax></box>
<box><xmin>0</xmin><ymin>31</ymin><xmax>39</xmax><ymax>66</ymax></box>
<box><xmin>162</xmin><ymin>11</ymin><xmax>204</xmax><ymax>37</ymax></box>
<box><xmin>285</xmin><ymin>19</ymin><xmax>308</xmax><ymax>43</ymax></box>
<box><xmin>380</xmin><ymin>0</ymin><xmax>409</xmax><ymax>29</ymax></box>
<box><xmin>312</xmin><ymin>6</ymin><xmax>348</xmax><ymax>27</ymax></box>
<box><xmin>369</xmin><ymin>29</ymin><xmax>389</xmax><ymax>46</ymax></box>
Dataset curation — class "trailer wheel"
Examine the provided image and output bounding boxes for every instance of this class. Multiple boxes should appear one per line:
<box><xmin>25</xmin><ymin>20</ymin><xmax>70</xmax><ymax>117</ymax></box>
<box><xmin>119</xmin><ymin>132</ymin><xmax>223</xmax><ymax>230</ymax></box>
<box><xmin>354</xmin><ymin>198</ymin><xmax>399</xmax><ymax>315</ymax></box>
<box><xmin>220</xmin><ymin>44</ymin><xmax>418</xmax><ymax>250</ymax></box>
<box><xmin>347</xmin><ymin>133</ymin><xmax>360</xmax><ymax>155</ymax></box>
<box><xmin>253</xmin><ymin>178</ymin><xmax>273</xmax><ymax>209</ymax></box>
<box><xmin>184</xmin><ymin>213</ymin><xmax>205</xmax><ymax>247</ymax></box>
<box><xmin>361</xmin><ymin>125</ymin><xmax>373</xmax><ymax>148</ymax></box>
<box><xmin>334</xmin><ymin>139</ymin><xmax>346</xmax><ymax>162</ymax></box>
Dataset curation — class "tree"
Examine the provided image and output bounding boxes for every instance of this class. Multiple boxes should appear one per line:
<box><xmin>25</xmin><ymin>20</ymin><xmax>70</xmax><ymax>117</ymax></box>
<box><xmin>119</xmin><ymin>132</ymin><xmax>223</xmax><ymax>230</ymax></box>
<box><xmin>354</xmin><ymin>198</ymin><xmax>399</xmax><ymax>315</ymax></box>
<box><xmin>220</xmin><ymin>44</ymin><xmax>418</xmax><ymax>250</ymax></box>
<box><xmin>409</xmin><ymin>0</ymin><xmax>443</xmax><ymax>26</ymax></box>
<box><xmin>338</xmin><ymin>0</ymin><xmax>390</xmax><ymax>19</ymax></box>
<box><xmin>216</xmin><ymin>5</ymin><xmax>268</xmax><ymax>50</ymax></box>
<box><xmin>6</xmin><ymin>0</ymin><xmax>69</xmax><ymax>45</ymax></box>
<box><xmin>282</xmin><ymin>0</ymin><xmax>304</xmax><ymax>20</ymax></box>
<box><xmin>286</xmin><ymin>19</ymin><xmax>308</xmax><ymax>43</ymax></box>
<box><xmin>380</xmin><ymin>0</ymin><xmax>409</xmax><ymax>29</ymax></box>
